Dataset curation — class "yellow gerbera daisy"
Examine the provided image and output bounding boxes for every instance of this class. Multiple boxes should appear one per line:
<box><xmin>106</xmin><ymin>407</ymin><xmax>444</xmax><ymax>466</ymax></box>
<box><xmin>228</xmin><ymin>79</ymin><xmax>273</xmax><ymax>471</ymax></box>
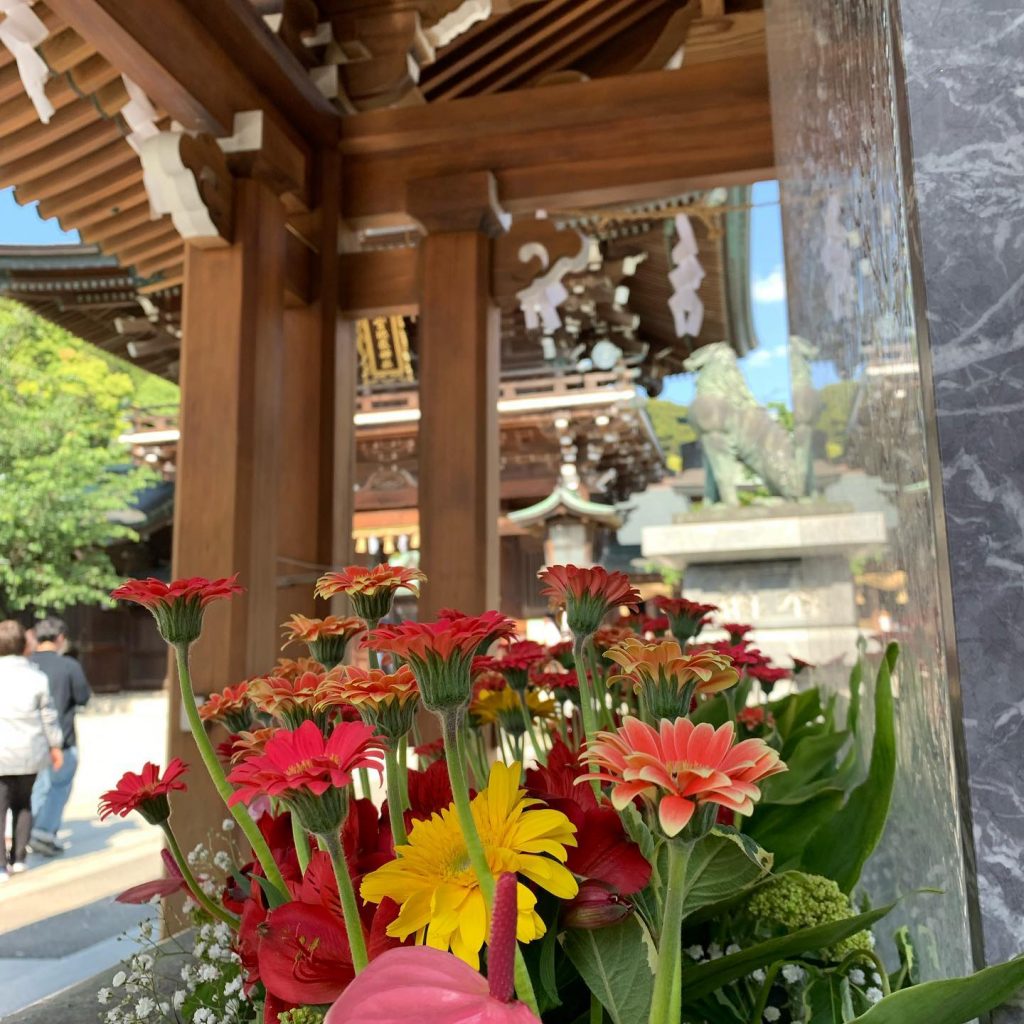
<box><xmin>470</xmin><ymin>686</ymin><xmax>557</xmax><ymax>730</ymax></box>
<box><xmin>360</xmin><ymin>760</ymin><xmax>578</xmax><ymax>967</ymax></box>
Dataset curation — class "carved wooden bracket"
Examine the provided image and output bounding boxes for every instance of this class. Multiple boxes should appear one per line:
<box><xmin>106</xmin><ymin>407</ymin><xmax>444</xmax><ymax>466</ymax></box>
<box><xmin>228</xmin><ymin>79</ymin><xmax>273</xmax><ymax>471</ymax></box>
<box><xmin>138</xmin><ymin>130</ymin><xmax>234</xmax><ymax>245</ymax></box>
<box><xmin>491</xmin><ymin>217</ymin><xmax>589</xmax><ymax>331</ymax></box>
<box><xmin>218</xmin><ymin>111</ymin><xmax>308</xmax><ymax>208</ymax></box>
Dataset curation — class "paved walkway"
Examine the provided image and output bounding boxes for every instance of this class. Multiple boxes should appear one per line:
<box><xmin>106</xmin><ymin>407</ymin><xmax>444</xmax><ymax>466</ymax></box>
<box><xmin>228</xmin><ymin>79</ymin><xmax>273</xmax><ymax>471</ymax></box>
<box><xmin>0</xmin><ymin>692</ymin><xmax>168</xmax><ymax>1018</ymax></box>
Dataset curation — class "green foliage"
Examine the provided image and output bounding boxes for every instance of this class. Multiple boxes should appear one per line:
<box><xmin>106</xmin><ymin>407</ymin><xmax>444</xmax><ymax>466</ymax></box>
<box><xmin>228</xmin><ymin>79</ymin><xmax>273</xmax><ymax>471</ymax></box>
<box><xmin>0</xmin><ymin>299</ymin><xmax>160</xmax><ymax>613</ymax></box>
<box><xmin>849</xmin><ymin>955</ymin><xmax>1024</xmax><ymax>1024</ymax></box>
<box><xmin>802</xmin><ymin>644</ymin><xmax>899</xmax><ymax>891</ymax></box>
<box><xmin>814</xmin><ymin>379</ymin><xmax>858</xmax><ymax>461</ymax></box>
<box><xmin>680</xmin><ymin>827</ymin><xmax>773</xmax><ymax>918</ymax></box>
<box><xmin>645</xmin><ymin>398</ymin><xmax>697</xmax><ymax>464</ymax></box>
<box><xmin>680</xmin><ymin>902</ymin><xmax>897</xmax><ymax>1004</ymax></box>
<box><xmin>563</xmin><ymin>915</ymin><xmax>654</xmax><ymax>1024</ymax></box>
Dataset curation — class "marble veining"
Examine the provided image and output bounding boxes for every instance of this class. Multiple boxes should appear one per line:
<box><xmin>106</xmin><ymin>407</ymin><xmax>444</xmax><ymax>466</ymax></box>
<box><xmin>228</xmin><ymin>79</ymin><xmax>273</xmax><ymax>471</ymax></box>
<box><xmin>897</xmin><ymin>0</ymin><xmax>1024</xmax><ymax>985</ymax></box>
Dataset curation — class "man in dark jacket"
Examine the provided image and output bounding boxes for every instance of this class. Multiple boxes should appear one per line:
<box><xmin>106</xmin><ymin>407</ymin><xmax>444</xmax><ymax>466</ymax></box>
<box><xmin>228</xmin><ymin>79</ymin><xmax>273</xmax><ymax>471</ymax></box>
<box><xmin>29</xmin><ymin>617</ymin><xmax>91</xmax><ymax>854</ymax></box>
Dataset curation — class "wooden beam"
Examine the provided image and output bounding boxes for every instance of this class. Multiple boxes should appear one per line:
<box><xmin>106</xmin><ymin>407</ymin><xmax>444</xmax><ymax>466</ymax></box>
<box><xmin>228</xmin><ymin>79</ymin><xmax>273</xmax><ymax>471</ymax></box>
<box><xmin>0</xmin><ymin>119</ymin><xmax>121</xmax><ymax>189</ymax></box>
<box><xmin>417</xmin><ymin>227</ymin><xmax>500</xmax><ymax>615</ymax></box>
<box><xmin>684</xmin><ymin>10</ymin><xmax>765</xmax><ymax>66</ymax></box>
<box><xmin>338</xmin><ymin>246</ymin><xmax>418</xmax><ymax>318</ymax></box>
<box><xmin>340</xmin><ymin>56</ymin><xmax>774</xmax><ymax>225</ymax></box>
<box><xmin>44</xmin><ymin>0</ymin><xmax>330</xmax><ymax>203</ymax></box>
<box><xmin>169</xmin><ymin>177</ymin><xmax>287</xmax><ymax>853</ymax></box>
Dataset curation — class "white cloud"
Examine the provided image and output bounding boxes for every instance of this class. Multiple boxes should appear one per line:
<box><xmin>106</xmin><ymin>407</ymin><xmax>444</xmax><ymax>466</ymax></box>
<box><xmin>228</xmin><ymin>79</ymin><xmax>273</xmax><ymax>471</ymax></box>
<box><xmin>745</xmin><ymin>344</ymin><xmax>788</xmax><ymax>368</ymax></box>
<box><xmin>752</xmin><ymin>265</ymin><xmax>787</xmax><ymax>304</ymax></box>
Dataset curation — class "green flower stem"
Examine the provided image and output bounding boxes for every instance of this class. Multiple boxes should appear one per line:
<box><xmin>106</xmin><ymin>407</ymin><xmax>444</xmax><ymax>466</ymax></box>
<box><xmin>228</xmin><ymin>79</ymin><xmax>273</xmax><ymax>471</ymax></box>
<box><xmin>442</xmin><ymin>712</ymin><xmax>540</xmax><ymax>1016</ymax></box>
<box><xmin>160</xmin><ymin>822</ymin><xmax>239</xmax><ymax>929</ymax></box>
<box><xmin>517</xmin><ymin>690</ymin><xmax>548</xmax><ymax>767</ymax></box>
<box><xmin>648</xmin><ymin>839</ymin><xmax>693</xmax><ymax>1024</ymax></box>
<box><xmin>365</xmin><ymin>620</ymin><xmax>381</xmax><ymax>671</ymax></box>
<box><xmin>748</xmin><ymin>961</ymin><xmax>782</xmax><ymax>1024</ymax></box>
<box><xmin>320</xmin><ymin>828</ymin><xmax>369</xmax><ymax>974</ymax></box>
<box><xmin>384</xmin><ymin>745</ymin><xmax>409</xmax><ymax>847</ymax></box>
<box><xmin>840</xmin><ymin>949</ymin><xmax>892</xmax><ymax>998</ymax></box>
<box><xmin>396</xmin><ymin>734</ymin><xmax>410</xmax><ymax>811</ymax></box>
<box><xmin>584</xmin><ymin>639</ymin><xmax>615</xmax><ymax>729</ymax></box>
<box><xmin>172</xmin><ymin>643</ymin><xmax>290</xmax><ymax>900</ymax></box>
<box><xmin>357</xmin><ymin>767</ymin><xmax>372</xmax><ymax>800</ymax></box>
<box><xmin>291</xmin><ymin>814</ymin><xmax>310</xmax><ymax>873</ymax></box>
<box><xmin>573</xmin><ymin>635</ymin><xmax>602</xmax><ymax>798</ymax></box>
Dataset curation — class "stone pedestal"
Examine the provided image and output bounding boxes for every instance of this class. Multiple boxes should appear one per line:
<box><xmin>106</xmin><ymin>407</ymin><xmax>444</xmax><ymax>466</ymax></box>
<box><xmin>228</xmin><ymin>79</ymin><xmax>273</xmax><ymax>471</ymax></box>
<box><xmin>642</xmin><ymin>505</ymin><xmax>887</xmax><ymax>667</ymax></box>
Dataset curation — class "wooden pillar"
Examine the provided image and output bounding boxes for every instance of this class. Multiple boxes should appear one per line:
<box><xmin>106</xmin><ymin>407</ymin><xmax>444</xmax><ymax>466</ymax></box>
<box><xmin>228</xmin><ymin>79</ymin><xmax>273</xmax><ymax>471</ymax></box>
<box><xmin>410</xmin><ymin>172</ymin><xmax>505</xmax><ymax>616</ymax></box>
<box><xmin>169</xmin><ymin>177</ymin><xmax>286</xmax><ymax>845</ymax></box>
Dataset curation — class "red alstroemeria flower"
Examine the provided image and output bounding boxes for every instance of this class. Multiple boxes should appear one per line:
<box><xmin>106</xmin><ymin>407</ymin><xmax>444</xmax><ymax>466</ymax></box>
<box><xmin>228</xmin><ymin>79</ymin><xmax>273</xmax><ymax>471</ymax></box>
<box><xmin>281</xmin><ymin>613</ymin><xmax>365</xmax><ymax>668</ymax></box>
<box><xmin>792</xmin><ymin>657</ymin><xmax>815</xmax><ymax>675</ymax></box>
<box><xmin>99</xmin><ymin>759</ymin><xmax>188</xmax><ymax>825</ymax></box>
<box><xmin>368</xmin><ymin>612</ymin><xmax>516</xmax><ymax>715</ymax></box>
<box><xmin>315</xmin><ymin>565</ymin><xmax>426</xmax><ymax>624</ymax></box>
<box><xmin>538</xmin><ymin>565</ymin><xmax>641</xmax><ymax>638</ymax></box>
<box><xmin>527</xmin><ymin>739</ymin><xmax>651</xmax><ymax>901</ymax></box>
<box><xmin>199</xmin><ymin>681</ymin><xmax>254</xmax><ymax>732</ymax></box>
<box><xmin>111</xmin><ymin>574</ymin><xmax>244</xmax><ymax>645</ymax></box>
<box><xmin>654</xmin><ymin>596</ymin><xmax>719</xmax><ymax>644</ymax></box>
<box><xmin>691</xmin><ymin>640</ymin><xmax>765</xmax><ymax>668</ymax></box>
<box><xmin>581</xmin><ymin>717</ymin><xmax>786</xmax><ymax>838</ymax></box>
<box><xmin>737</xmin><ymin>705</ymin><xmax>774</xmax><ymax>734</ymax></box>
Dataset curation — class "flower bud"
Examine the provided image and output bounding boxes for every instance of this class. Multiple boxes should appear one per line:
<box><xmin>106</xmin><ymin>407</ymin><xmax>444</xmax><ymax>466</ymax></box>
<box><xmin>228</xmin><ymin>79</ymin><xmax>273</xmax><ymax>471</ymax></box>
<box><xmin>562</xmin><ymin>881</ymin><xmax>632</xmax><ymax>930</ymax></box>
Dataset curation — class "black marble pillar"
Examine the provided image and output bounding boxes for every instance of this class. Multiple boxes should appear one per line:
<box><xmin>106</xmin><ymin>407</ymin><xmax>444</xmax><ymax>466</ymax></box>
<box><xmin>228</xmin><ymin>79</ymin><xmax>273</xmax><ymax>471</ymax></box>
<box><xmin>895</xmin><ymin>0</ymin><xmax>1024</xmax><ymax>985</ymax></box>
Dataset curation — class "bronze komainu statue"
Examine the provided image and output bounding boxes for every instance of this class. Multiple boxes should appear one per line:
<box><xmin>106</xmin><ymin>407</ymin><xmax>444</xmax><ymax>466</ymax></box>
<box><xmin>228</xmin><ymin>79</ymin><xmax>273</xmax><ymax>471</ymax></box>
<box><xmin>682</xmin><ymin>340</ymin><xmax>820</xmax><ymax>506</ymax></box>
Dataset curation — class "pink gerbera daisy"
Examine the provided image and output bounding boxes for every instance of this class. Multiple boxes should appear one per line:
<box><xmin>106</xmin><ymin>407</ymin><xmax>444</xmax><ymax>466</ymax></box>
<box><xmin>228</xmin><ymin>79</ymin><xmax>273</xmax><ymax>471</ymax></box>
<box><xmin>580</xmin><ymin>717</ymin><xmax>786</xmax><ymax>838</ymax></box>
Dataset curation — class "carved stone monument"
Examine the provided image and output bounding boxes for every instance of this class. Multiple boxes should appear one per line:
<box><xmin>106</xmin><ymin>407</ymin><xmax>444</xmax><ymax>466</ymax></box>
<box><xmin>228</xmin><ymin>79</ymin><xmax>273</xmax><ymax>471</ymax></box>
<box><xmin>642</xmin><ymin>503</ymin><xmax>887</xmax><ymax>668</ymax></box>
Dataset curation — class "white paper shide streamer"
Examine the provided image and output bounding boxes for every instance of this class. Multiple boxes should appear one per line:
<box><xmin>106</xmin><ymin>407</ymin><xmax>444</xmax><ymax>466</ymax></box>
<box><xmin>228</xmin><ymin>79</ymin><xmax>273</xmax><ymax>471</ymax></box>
<box><xmin>668</xmin><ymin>214</ymin><xmax>705</xmax><ymax>338</ymax></box>
<box><xmin>0</xmin><ymin>0</ymin><xmax>53</xmax><ymax>124</ymax></box>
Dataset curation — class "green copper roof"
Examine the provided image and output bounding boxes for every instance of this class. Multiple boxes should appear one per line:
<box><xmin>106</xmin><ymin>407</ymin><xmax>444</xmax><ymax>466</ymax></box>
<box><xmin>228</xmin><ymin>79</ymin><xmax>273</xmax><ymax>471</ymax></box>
<box><xmin>509</xmin><ymin>485</ymin><xmax>623</xmax><ymax>529</ymax></box>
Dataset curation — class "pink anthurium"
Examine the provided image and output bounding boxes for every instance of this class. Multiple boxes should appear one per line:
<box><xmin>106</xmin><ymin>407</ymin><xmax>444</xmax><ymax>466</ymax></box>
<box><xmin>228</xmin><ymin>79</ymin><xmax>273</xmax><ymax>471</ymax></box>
<box><xmin>325</xmin><ymin>873</ymin><xmax>541</xmax><ymax>1024</ymax></box>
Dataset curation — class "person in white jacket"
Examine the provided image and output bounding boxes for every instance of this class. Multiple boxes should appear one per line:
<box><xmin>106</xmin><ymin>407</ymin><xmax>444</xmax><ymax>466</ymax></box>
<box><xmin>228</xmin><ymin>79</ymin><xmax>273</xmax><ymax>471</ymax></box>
<box><xmin>0</xmin><ymin>620</ymin><xmax>62</xmax><ymax>880</ymax></box>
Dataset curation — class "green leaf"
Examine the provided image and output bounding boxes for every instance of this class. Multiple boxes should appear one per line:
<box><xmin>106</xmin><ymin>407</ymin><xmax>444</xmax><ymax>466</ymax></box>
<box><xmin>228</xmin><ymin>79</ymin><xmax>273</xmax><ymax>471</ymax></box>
<box><xmin>850</xmin><ymin>955</ymin><xmax>1024</xmax><ymax>1023</ymax></box>
<box><xmin>802</xmin><ymin>645</ymin><xmax>899</xmax><ymax>892</ymax></box>
<box><xmin>251</xmin><ymin>873</ymin><xmax>290</xmax><ymax>908</ymax></box>
<box><xmin>563</xmin><ymin>916</ymin><xmax>653</xmax><ymax>1024</ymax></box>
<box><xmin>761</xmin><ymin>730</ymin><xmax>850</xmax><ymax>803</ymax></box>
<box><xmin>680</xmin><ymin>827</ymin><xmax>772</xmax><ymax>917</ymax></box>
<box><xmin>747</xmin><ymin>789</ymin><xmax>846</xmax><ymax>868</ymax></box>
<box><xmin>845</xmin><ymin>660</ymin><xmax>864</xmax><ymax>735</ymax></box>
<box><xmin>619</xmin><ymin>802</ymin><xmax>657</xmax><ymax>867</ymax></box>
<box><xmin>807</xmin><ymin>973</ymin><xmax>855</xmax><ymax>1024</ymax></box>
<box><xmin>680</xmin><ymin>902</ymin><xmax>896</xmax><ymax>1003</ymax></box>
<box><xmin>770</xmin><ymin>687</ymin><xmax>825</xmax><ymax>744</ymax></box>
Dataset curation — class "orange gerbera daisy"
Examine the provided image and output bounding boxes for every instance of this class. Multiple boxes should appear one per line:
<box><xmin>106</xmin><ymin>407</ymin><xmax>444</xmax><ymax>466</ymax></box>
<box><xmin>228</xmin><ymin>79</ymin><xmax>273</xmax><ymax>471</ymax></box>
<box><xmin>537</xmin><ymin>565</ymin><xmax>640</xmax><ymax>638</ymax></box>
<box><xmin>316</xmin><ymin>665</ymin><xmax>420</xmax><ymax>741</ymax></box>
<box><xmin>581</xmin><ymin>717</ymin><xmax>786</xmax><ymax>838</ymax></box>
<box><xmin>281</xmin><ymin>614</ymin><xmax>365</xmax><ymax>668</ymax></box>
<box><xmin>198</xmin><ymin>681</ymin><xmax>254</xmax><ymax>732</ymax></box>
<box><xmin>228</xmin><ymin>727</ymin><xmax>277</xmax><ymax>764</ymax></box>
<box><xmin>249</xmin><ymin>666</ymin><xmax>342</xmax><ymax>730</ymax></box>
<box><xmin>604</xmin><ymin>637</ymin><xmax>738</xmax><ymax>719</ymax></box>
<box><xmin>315</xmin><ymin>565</ymin><xmax>426</xmax><ymax>623</ymax></box>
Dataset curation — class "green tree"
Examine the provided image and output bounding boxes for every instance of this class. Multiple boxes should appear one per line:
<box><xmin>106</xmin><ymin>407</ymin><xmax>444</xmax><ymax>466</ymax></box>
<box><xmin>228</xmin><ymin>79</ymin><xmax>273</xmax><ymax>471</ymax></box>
<box><xmin>0</xmin><ymin>299</ymin><xmax>158</xmax><ymax>614</ymax></box>
<box><xmin>645</xmin><ymin>398</ymin><xmax>697</xmax><ymax>472</ymax></box>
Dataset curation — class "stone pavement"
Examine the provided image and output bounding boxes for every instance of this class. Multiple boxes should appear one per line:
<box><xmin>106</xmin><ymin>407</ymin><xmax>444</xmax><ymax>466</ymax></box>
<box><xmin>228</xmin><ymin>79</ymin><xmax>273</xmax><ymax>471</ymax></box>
<box><xmin>0</xmin><ymin>692</ymin><xmax>167</xmax><ymax>1019</ymax></box>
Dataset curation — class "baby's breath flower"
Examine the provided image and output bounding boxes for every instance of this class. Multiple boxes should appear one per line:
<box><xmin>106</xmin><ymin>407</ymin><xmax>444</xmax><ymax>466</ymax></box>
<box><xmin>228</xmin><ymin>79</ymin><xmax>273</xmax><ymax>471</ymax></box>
<box><xmin>763</xmin><ymin>1009</ymin><xmax>781</xmax><ymax>1022</ymax></box>
<box><xmin>97</xmin><ymin>988</ymin><xmax>112</xmax><ymax>1004</ymax></box>
<box><xmin>866</xmin><ymin>987</ymin><xmax>883</xmax><ymax>1004</ymax></box>
<box><xmin>726</xmin><ymin>943</ymin><xmax>741</xmax><ymax>955</ymax></box>
<box><xmin>849</xmin><ymin>968</ymin><xmax>866</xmax><ymax>986</ymax></box>
<box><xmin>222</xmin><ymin>818</ymin><xmax>236</xmax><ymax>831</ymax></box>
<box><xmin>781</xmin><ymin>964</ymin><xmax>805</xmax><ymax>984</ymax></box>
<box><xmin>213</xmin><ymin>851</ymin><xmax>233</xmax><ymax>872</ymax></box>
<box><xmin>135</xmin><ymin>996</ymin><xmax>156</xmax><ymax>1018</ymax></box>
<box><xmin>173</xmin><ymin>990</ymin><xmax>186</xmax><ymax>1010</ymax></box>
<box><xmin>112</xmin><ymin>971</ymin><xmax>127</xmax><ymax>988</ymax></box>
<box><xmin>685</xmin><ymin>944</ymin><xmax>705</xmax><ymax>960</ymax></box>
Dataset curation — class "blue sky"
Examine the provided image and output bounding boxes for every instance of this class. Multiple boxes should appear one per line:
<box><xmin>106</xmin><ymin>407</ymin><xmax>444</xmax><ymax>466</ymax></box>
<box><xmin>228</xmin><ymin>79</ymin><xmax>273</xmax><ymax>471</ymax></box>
<box><xmin>0</xmin><ymin>187</ymin><xmax>79</xmax><ymax>244</ymax></box>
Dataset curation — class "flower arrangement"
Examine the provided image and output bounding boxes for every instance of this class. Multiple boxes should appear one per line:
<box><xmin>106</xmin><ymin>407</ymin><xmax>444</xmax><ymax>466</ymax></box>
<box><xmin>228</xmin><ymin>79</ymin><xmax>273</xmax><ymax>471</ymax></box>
<box><xmin>100</xmin><ymin>565</ymin><xmax>1024</xmax><ymax>1024</ymax></box>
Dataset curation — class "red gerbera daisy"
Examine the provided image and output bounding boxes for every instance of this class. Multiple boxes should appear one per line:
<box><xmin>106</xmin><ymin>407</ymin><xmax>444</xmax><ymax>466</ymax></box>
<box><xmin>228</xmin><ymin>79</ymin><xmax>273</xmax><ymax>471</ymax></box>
<box><xmin>496</xmin><ymin>640</ymin><xmax>548</xmax><ymax>691</ymax></box>
<box><xmin>654</xmin><ymin>596</ymin><xmax>719</xmax><ymax>644</ymax></box>
<box><xmin>111</xmin><ymin>575</ymin><xmax>244</xmax><ymax>645</ymax></box>
<box><xmin>99</xmin><ymin>759</ymin><xmax>189</xmax><ymax>825</ymax></box>
<box><xmin>315</xmin><ymin>565</ymin><xmax>426</xmax><ymax>624</ymax></box>
<box><xmin>721</xmin><ymin>622</ymin><xmax>754</xmax><ymax>644</ymax></box>
<box><xmin>249</xmin><ymin>666</ymin><xmax>342</xmax><ymax>730</ymax></box>
<box><xmin>368</xmin><ymin>612</ymin><xmax>516</xmax><ymax>714</ymax></box>
<box><xmin>537</xmin><ymin>565</ymin><xmax>640</xmax><ymax>638</ymax></box>
<box><xmin>228</xmin><ymin>721</ymin><xmax>385</xmax><ymax>835</ymax></box>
